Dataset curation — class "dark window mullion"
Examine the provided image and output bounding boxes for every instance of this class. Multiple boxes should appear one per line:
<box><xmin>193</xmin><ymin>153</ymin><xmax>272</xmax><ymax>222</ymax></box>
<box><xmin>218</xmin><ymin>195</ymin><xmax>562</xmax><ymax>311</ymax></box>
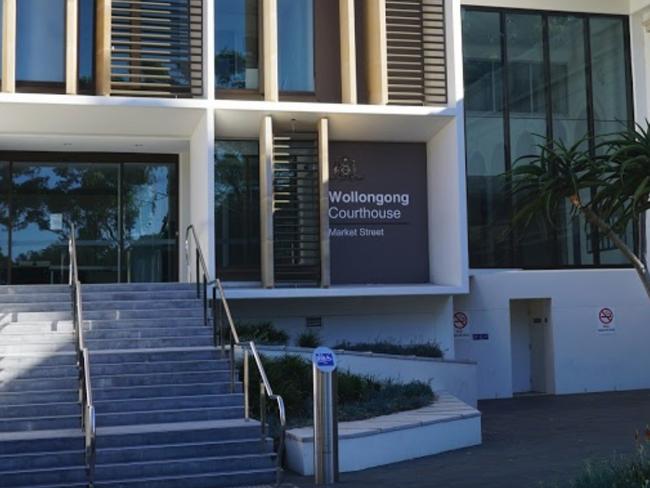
<box><xmin>500</xmin><ymin>12</ymin><xmax>515</xmax><ymax>267</ymax></box>
<box><xmin>584</xmin><ymin>16</ymin><xmax>601</xmax><ymax>265</ymax></box>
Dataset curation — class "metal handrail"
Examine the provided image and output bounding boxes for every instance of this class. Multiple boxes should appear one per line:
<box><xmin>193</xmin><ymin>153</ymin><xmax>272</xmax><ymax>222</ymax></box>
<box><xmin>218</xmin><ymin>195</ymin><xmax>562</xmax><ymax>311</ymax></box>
<box><xmin>68</xmin><ymin>225</ymin><xmax>97</xmax><ymax>488</ymax></box>
<box><xmin>185</xmin><ymin>225</ymin><xmax>287</xmax><ymax>487</ymax></box>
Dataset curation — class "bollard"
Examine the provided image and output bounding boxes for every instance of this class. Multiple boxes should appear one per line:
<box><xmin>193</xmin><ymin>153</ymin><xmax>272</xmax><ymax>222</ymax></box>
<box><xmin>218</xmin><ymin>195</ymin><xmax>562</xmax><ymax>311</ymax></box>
<box><xmin>312</xmin><ymin>347</ymin><xmax>339</xmax><ymax>485</ymax></box>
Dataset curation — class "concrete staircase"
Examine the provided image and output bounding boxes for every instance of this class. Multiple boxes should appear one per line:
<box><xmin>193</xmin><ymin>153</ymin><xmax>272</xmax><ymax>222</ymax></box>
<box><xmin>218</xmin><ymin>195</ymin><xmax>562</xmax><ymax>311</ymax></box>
<box><xmin>0</xmin><ymin>283</ymin><xmax>277</xmax><ymax>488</ymax></box>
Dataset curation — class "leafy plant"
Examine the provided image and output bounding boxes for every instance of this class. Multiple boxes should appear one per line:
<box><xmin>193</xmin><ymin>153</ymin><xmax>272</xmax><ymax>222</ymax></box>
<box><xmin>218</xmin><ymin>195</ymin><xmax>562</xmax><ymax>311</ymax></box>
<box><xmin>235</xmin><ymin>322</ymin><xmax>289</xmax><ymax>345</ymax></box>
<box><xmin>297</xmin><ymin>330</ymin><xmax>321</xmax><ymax>348</ymax></box>
<box><xmin>334</xmin><ymin>340</ymin><xmax>443</xmax><ymax>359</ymax></box>
<box><xmin>239</xmin><ymin>355</ymin><xmax>435</xmax><ymax>430</ymax></box>
<box><xmin>508</xmin><ymin>124</ymin><xmax>650</xmax><ymax>300</ymax></box>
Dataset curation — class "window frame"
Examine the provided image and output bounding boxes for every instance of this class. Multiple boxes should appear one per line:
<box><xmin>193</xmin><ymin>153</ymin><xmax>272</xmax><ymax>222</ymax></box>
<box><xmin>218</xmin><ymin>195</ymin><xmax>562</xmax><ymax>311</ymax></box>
<box><xmin>462</xmin><ymin>6</ymin><xmax>636</xmax><ymax>270</ymax></box>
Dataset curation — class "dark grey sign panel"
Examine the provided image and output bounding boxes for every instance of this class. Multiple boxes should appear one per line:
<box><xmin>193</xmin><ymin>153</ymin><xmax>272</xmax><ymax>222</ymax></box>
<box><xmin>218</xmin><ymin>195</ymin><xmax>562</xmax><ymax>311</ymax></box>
<box><xmin>329</xmin><ymin>142</ymin><xmax>429</xmax><ymax>285</ymax></box>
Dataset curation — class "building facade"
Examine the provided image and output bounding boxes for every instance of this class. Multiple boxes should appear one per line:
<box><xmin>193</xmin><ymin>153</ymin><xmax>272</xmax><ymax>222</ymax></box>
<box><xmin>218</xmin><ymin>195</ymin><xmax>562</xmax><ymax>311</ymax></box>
<box><xmin>0</xmin><ymin>0</ymin><xmax>648</xmax><ymax>400</ymax></box>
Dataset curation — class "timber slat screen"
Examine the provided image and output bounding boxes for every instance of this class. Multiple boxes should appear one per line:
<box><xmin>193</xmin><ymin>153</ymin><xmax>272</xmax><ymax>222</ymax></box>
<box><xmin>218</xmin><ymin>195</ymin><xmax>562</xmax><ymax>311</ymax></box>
<box><xmin>111</xmin><ymin>0</ymin><xmax>203</xmax><ymax>97</ymax></box>
<box><xmin>385</xmin><ymin>0</ymin><xmax>447</xmax><ymax>106</ymax></box>
<box><xmin>272</xmin><ymin>135</ymin><xmax>321</xmax><ymax>287</ymax></box>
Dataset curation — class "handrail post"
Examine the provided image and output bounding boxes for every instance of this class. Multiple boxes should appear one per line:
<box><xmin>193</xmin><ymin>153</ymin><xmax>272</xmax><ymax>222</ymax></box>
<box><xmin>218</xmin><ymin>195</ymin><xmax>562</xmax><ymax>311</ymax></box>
<box><xmin>260</xmin><ymin>382</ymin><xmax>267</xmax><ymax>442</ymax></box>
<box><xmin>195</xmin><ymin>249</ymin><xmax>200</xmax><ymax>298</ymax></box>
<box><xmin>203</xmin><ymin>274</ymin><xmax>208</xmax><ymax>327</ymax></box>
<box><xmin>244</xmin><ymin>349</ymin><xmax>250</xmax><ymax>420</ymax></box>
<box><xmin>230</xmin><ymin>332</ymin><xmax>235</xmax><ymax>393</ymax></box>
<box><xmin>212</xmin><ymin>286</ymin><xmax>218</xmax><ymax>347</ymax></box>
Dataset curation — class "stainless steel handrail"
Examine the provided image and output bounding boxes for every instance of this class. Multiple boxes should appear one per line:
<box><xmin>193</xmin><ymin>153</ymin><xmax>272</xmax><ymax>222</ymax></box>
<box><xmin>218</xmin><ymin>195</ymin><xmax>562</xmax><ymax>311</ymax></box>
<box><xmin>185</xmin><ymin>225</ymin><xmax>287</xmax><ymax>487</ymax></box>
<box><xmin>68</xmin><ymin>225</ymin><xmax>97</xmax><ymax>488</ymax></box>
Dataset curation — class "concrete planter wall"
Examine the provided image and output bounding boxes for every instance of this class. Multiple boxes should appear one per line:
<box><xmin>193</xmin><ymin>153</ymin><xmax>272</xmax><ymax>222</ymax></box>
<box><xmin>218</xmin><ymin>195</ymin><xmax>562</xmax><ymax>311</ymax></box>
<box><xmin>285</xmin><ymin>392</ymin><xmax>481</xmax><ymax>475</ymax></box>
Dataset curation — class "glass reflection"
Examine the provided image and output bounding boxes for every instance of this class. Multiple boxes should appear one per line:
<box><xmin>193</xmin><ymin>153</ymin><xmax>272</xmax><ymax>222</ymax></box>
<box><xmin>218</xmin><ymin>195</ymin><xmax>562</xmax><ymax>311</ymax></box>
<box><xmin>278</xmin><ymin>0</ymin><xmax>315</xmax><ymax>92</ymax></box>
<box><xmin>16</xmin><ymin>0</ymin><xmax>66</xmax><ymax>84</ymax></box>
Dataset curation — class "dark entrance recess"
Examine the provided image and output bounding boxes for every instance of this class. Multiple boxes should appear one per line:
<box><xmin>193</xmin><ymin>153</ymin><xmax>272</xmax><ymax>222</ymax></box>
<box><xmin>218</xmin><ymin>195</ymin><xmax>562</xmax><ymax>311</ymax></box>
<box><xmin>0</xmin><ymin>152</ymin><xmax>179</xmax><ymax>285</ymax></box>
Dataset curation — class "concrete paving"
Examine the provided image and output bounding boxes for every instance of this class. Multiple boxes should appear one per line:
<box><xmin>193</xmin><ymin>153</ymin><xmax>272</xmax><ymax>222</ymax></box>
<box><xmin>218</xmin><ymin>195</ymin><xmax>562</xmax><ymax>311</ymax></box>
<box><xmin>286</xmin><ymin>390</ymin><xmax>650</xmax><ymax>488</ymax></box>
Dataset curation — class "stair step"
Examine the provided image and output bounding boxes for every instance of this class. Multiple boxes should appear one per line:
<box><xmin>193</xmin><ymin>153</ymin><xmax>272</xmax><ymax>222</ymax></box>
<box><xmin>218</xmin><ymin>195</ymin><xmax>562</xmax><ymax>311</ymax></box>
<box><xmin>93</xmin><ymin>371</ymin><xmax>230</xmax><ymax>388</ymax></box>
<box><xmin>0</xmin><ymin>323</ymin><xmax>75</xmax><ymax>333</ymax></box>
<box><xmin>0</xmin><ymin>389</ymin><xmax>79</xmax><ymax>406</ymax></box>
<box><xmin>83</xmin><ymin>300</ymin><xmax>202</xmax><ymax>311</ymax></box>
<box><xmin>84</xmin><ymin>317</ymin><xmax>205</xmax><ymax>329</ymax></box>
<box><xmin>0</xmin><ymin>312</ymin><xmax>73</xmax><ymax>325</ymax></box>
<box><xmin>82</xmin><ymin>283</ymin><xmax>195</xmax><ymax>292</ymax></box>
<box><xmin>0</xmin><ymin>414</ymin><xmax>81</xmax><ymax>433</ymax></box>
<box><xmin>0</xmin><ymin>448</ymin><xmax>83</xmax><ymax>472</ymax></box>
<box><xmin>0</xmin><ymin>333</ymin><xmax>74</xmax><ymax>345</ymax></box>
<box><xmin>96</xmin><ymin>406</ymin><xmax>244</xmax><ymax>427</ymax></box>
<box><xmin>93</xmin><ymin>382</ymin><xmax>241</xmax><ymax>401</ymax></box>
<box><xmin>86</xmin><ymin>327</ymin><xmax>212</xmax><ymax>340</ymax></box>
<box><xmin>91</xmin><ymin>359</ymin><xmax>229</xmax><ymax>375</ymax></box>
<box><xmin>88</xmin><ymin>336</ymin><xmax>214</xmax><ymax>350</ymax></box>
<box><xmin>93</xmin><ymin>467</ymin><xmax>276</xmax><ymax>488</ymax></box>
<box><xmin>0</xmin><ymin>303</ymin><xmax>72</xmax><ymax>312</ymax></box>
<box><xmin>90</xmin><ymin>349</ymin><xmax>222</xmax><ymax>364</ymax></box>
<box><xmin>95</xmin><ymin>394</ymin><xmax>243</xmax><ymax>413</ymax></box>
<box><xmin>0</xmin><ymin>354</ymin><xmax>76</xmax><ymax>369</ymax></box>
<box><xmin>0</xmin><ymin>429</ymin><xmax>83</xmax><ymax>455</ymax></box>
<box><xmin>0</xmin><ymin>401</ymin><xmax>79</xmax><ymax>418</ymax></box>
<box><xmin>0</xmin><ymin>285</ymin><xmax>69</xmax><ymax>295</ymax></box>
<box><xmin>95</xmin><ymin>453</ymin><xmax>275</xmax><ymax>481</ymax></box>
<box><xmin>0</xmin><ymin>376</ymin><xmax>77</xmax><ymax>392</ymax></box>
<box><xmin>0</xmin><ymin>293</ymin><xmax>70</xmax><ymax>304</ymax></box>
<box><xmin>0</xmin><ymin>464</ymin><xmax>86</xmax><ymax>486</ymax></box>
<box><xmin>83</xmin><ymin>290</ymin><xmax>199</xmax><ymax>301</ymax></box>
<box><xmin>84</xmin><ymin>308</ymin><xmax>204</xmax><ymax>320</ymax></box>
<box><xmin>96</xmin><ymin>438</ymin><xmax>272</xmax><ymax>464</ymax></box>
<box><xmin>96</xmin><ymin>420</ymin><xmax>262</xmax><ymax>448</ymax></box>
<box><xmin>0</xmin><ymin>364</ymin><xmax>77</xmax><ymax>380</ymax></box>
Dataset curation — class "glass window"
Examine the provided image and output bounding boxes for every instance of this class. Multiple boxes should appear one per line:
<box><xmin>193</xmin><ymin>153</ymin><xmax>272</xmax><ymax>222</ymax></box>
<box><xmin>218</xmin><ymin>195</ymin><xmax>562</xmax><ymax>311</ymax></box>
<box><xmin>215</xmin><ymin>140</ymin><xmax>260</xmax><ymax>281</ymax></box>
<box><xmin>16</xmin><ymin>0</ymin><xmax>66</xmax><ymax>87</ymax></box>
<box><xmin>462</xmin><ymin>9</ymin><xmax>511</xmax><ymax>267</ymax></box>
<box><xmin>215</xmin><ymin>0</ymin><xmax>260</xmax><ymax>90</ymax></box>
<box><xmin>78</xmin><ymin>0</ymin><xmax>95</xmax><ymax>93</ymax></box>
<box><xmin>462</xmin><ymin>8</ymin><xmax>634</xmax><ymax>269</ymax></box>
<box><xmin>278</xmin><ymin>0</ymin><xmax>315</xmax><ymax>92</ymax></box>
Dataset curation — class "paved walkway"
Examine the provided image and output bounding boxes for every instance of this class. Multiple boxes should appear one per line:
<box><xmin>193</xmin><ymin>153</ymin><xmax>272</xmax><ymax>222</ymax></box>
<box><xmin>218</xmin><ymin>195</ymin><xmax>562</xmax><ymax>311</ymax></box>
<box><xmin>286</xmin><ymin>390</ymin><xmax>650</xmax><ymax>488</ymax></box>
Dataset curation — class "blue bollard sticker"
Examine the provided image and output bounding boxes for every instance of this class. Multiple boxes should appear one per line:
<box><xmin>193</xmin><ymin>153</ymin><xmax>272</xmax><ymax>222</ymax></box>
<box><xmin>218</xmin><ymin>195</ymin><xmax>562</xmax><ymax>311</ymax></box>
<box><xmin>313</xmin><ymin>347</ymin><xmax>337</xmax><ymax>373</ymax></box>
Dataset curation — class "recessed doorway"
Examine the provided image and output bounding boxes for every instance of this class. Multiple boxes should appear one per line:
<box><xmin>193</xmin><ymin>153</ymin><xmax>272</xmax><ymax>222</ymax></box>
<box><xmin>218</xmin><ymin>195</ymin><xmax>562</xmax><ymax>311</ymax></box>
<box><xmin>510</xmin><ymin>299</ymin><xmax>555</xmax><ymax>395</ymax></box>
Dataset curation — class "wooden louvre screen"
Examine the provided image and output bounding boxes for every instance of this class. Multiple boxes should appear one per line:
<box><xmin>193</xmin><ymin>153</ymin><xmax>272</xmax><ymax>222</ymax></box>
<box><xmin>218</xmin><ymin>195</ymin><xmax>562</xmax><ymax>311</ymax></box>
<box><xmin>272</xmin><ymin>134</ymin><xmax>322</xmax><ymax>287</ymax></box>
<box><xmin>385</xmin><ymin>0</ymin><xmax>447</xmax><ymax>106</ymax></box>
<box><xmin>111</xmin><ymin>0</ymin><xmax>203</xmax><ymax>97</ymax></box>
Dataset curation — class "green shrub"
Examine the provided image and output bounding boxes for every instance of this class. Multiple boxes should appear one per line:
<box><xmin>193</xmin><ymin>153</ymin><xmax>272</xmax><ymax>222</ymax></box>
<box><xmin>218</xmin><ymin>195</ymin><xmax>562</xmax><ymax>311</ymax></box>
<box><xmin>569</xmin><ymin>437</ymin><xmax>650</xmax><ymax>488</ymax></box>
<box><xmin>334</xmin><ymin>340</ymin><xmax>444</xmax><ymax>359</ymax></box>
<box><xmin>235</xmin><ymin>322</ymin><xmax>289</xmax><ymax>345</ymax></box>
<box><xmin>297</xmin><ymin>330</ymin><xmax>321</xmax><ymax>348</ymax></box>
<box><xmin>240</xmin><ymin>355</ymin><xmax>435</xmax><ymax>431</ymax></box>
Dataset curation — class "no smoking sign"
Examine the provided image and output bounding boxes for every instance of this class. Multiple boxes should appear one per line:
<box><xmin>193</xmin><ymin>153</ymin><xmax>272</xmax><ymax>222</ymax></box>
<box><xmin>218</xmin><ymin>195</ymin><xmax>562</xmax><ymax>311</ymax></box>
<box><xmin>453</xmin><ymin>311</ymin><xmax>471</xmax><ymax>339</ymax></box>
<box><xmin>597</xmin><ymin>307</ymin><xmax>616</xmax><ymax>334</ymax></box>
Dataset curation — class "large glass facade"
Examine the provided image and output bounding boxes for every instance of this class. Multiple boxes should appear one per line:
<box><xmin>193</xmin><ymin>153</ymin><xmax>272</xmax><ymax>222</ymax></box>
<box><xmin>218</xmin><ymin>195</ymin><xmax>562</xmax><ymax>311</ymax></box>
<box><xmin>215</xmin><ymin>0</ymin><xmax>260</xmax><ymax>90</ymax></box>
<box><xmin>215</xmin><ymin>141</ymin><xmax>260</xmax><ymax>281</ymax></box>
<box><xmin>278</xmin><ymin>0</ymin><xmax>315</xmax><ymax>92</ymax></box>
<box><xmin>16</xmin><ymin>0</ymin><xmax>66</xmax><ymax>89</ymax></box>
<box><xmin>0</xmin><ymin>154</ymin><xmax>179</xmax><ymax>284</ymax></box>
<box><xmin>462</xmin><ymin>8</ymin><xmax>634</xmax><ymax>268</ymax></box>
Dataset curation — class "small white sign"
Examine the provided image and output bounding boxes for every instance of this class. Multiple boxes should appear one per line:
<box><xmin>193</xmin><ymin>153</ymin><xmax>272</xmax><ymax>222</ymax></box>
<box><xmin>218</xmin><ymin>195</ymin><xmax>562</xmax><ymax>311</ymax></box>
<box><xmin>453</xmin><ymin>311</ymin><xmax>471</xmax><ymax>340</ymax></box>
<box><xmin>597</xmin><ymin>307</ymin><xmax>615</xmax><ymax>335</ymax></box>
<box><xmin>49</xmin><ymin>213</ymin><xmax>63</xmax><ymax>231</ymax></box>
<box><xmin>312</xmin><ymin>347</ymin><xmax>337</xmax><ymax>373</ymax></box>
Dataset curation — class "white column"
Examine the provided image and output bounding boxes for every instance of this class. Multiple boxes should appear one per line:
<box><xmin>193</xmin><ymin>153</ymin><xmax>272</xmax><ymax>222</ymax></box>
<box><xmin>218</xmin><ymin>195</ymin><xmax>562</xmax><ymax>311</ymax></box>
<box><xmin>2</xmin><ymin>0</ymin><xmax>16</xmax><ymax>93</ymax></box>
<box><xmin>259</xmin><ymin>116</ymin><xmax>275</xmax><ymax>288</ymax></box>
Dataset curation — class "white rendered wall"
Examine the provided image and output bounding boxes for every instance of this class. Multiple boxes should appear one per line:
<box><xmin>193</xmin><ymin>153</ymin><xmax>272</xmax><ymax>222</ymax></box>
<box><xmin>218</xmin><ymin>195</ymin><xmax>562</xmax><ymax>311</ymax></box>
<box><xmin>229</xmin><ymin>295</ymin><xmax>456</xmax><ymax>358</ymax></box>
<box><xmin>188</xmin><ymin>110</ymin><xmax>216</xmax><ymax>273</ymax></box>
<box><xmin>455</xmin><ymin>270</ymin><xmax>650</xmax><ymax>399</ymax></box>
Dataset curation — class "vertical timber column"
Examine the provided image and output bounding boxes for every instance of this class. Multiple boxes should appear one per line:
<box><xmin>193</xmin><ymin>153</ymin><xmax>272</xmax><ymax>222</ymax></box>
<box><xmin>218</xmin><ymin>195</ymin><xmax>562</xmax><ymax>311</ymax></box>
<box><xmin>259</xmin><ymin>116</ymin><xmax>275</xmax><ymax>288</ymax></box>
<box><xmin>339</xmin><ymin>0</ymin><xmax>357</xmax><ymax>104</ymax></box>
<box><xmin>262</xmin><ymin>0</ymin><xmax>279</xmax><ymax>101</ymax></box>
<box><xmin>365</xmin><ymin>0</ymin><xmax>388</xmax><ymax>105</ymax></box>
<box><xmin>318</xmin><ymin>119</ymin><xmax>331</xmax><ymax>288</ymax></box>
<box><xmin>2</xmin><ymin>0</ymin><xmax>16</xmax><ymax>92</ymax></box>
<box><xmin>96</xmin><ymin>0</ymin><xmax>112</xmax><ymax>95</ymax></box>
<box><xmin>66</xmin><ymin>0</ymin><xmax>78</xmax><ymax>94</ymax></box>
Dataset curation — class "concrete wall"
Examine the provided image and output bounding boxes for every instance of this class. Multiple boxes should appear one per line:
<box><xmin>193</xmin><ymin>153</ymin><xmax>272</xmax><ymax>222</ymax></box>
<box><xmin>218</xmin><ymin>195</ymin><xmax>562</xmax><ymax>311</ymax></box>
<box><xmin>455</xmin><ymin>270</ymin><xmax>650</xmax><ymax>399</ymax></box>
<box><xmin>229</xmin><ymin>295</ymin><xmax>456</xmax><ymax>358</ymax></box>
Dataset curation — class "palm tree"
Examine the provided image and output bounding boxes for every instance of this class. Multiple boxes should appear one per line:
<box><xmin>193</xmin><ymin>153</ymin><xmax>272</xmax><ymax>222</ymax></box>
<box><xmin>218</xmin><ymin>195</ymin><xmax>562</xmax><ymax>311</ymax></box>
<box><xmin>508</xmin><ymin>123</ymin><xmax>650</xmax><ymax>299</ymax></box>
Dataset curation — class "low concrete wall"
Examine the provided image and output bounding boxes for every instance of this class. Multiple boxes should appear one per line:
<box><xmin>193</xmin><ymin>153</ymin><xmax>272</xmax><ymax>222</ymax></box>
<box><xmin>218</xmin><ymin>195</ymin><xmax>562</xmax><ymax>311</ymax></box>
<box><xmin>257</xmin><ymin>345</ymin><xmax>478</xmax><ymax>406</ymax></box>
<box><xmin>286</xmin><ymin>392</ymin><xmax>482</xmax><ymax>475</ymax></box>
